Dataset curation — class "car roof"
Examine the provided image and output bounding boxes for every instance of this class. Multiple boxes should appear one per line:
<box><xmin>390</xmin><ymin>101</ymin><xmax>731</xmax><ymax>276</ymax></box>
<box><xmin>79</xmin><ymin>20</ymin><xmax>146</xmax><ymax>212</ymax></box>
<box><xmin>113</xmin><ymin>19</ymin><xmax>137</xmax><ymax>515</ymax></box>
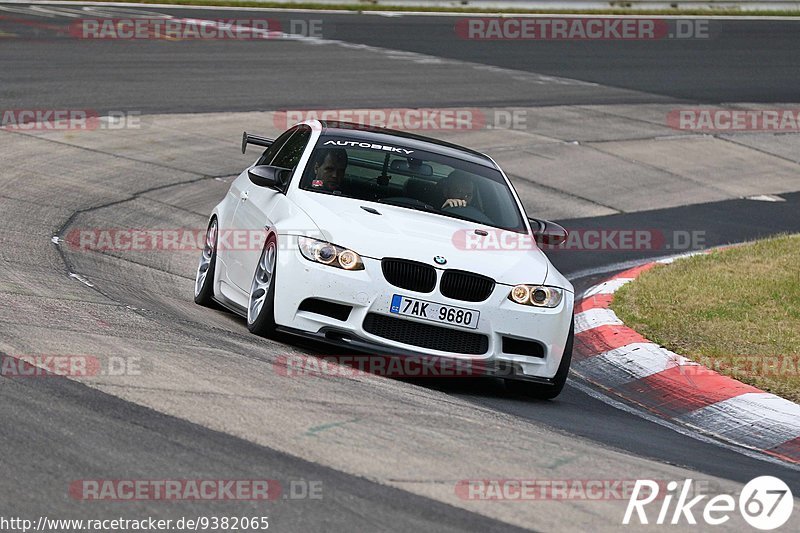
<box><xmin>318</xmin><ymin>121</ymin><xmax>497</xmax><ymax>169</ymax></box>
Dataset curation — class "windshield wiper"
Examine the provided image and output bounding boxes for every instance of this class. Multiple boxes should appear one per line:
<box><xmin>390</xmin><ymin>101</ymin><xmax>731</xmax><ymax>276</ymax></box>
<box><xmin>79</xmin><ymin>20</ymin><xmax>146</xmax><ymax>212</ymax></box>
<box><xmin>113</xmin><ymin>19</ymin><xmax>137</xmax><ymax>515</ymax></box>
<box><xmin>378</xmin><ymin>197</ymin><xmax>437</xmax><ymax>213</ymax></box>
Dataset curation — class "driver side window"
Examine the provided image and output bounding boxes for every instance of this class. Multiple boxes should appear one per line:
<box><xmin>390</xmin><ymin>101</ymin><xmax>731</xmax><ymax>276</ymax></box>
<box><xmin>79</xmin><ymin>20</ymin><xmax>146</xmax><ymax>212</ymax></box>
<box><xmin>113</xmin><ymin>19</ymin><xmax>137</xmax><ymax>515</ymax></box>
<box><xmin>256</xmin><ymin>128</ymin><xmax>296</xmax><ymax>166</ymax></box>
<box><xmin>271</xmin><ymin>126</ymin><xmax>311</xmax><ymax>170</ymax></box>
<box><xmin>269</xmin><ymin>126</ymin><xmax>312</xmax><ymax>191</ymax></box>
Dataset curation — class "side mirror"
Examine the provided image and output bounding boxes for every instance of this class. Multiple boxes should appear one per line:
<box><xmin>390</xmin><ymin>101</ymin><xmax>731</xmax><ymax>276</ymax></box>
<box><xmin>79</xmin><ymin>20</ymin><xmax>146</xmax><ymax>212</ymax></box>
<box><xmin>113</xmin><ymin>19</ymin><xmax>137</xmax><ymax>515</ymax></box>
<box><xmin>528</xmin><ymin>217</ymin><xmax>568</xmax><ymax>247</ymax></box>
<box><xmin>248</xmin><ymin>165</ymin><xmax>287</xmax><ymax>188</ymax></box>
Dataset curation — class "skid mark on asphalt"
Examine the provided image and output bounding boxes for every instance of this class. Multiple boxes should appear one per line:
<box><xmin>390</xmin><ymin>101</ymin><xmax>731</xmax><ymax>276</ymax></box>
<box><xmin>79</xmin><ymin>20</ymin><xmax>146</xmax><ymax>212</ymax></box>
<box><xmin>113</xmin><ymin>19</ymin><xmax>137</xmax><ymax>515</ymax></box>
<box><xmin>306</xmin><ymin>418</ymin><xmax>362</xmax><ymax>436</ymax></box>
<box><xmin>544</xmin><ymin>455</ymin><xmax>580</xmax><ymax>470</ymax></box>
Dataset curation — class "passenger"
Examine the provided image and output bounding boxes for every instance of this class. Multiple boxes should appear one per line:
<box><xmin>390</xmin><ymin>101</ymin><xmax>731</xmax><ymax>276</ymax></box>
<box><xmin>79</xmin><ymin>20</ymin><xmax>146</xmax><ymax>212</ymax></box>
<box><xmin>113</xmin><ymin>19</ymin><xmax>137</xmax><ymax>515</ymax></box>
<box><xmin>311</xmin><ymin>148</ymin><xmax>348</xmax><ymax>192</ymax></box>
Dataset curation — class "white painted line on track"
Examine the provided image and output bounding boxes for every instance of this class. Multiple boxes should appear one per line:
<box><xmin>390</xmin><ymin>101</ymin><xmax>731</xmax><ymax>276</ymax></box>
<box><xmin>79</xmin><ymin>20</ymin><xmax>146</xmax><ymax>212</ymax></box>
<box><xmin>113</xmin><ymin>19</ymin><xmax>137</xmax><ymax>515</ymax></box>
<box><xmin>69</xmin><ymin>272</ymin><xmax>95</xmax><ymax>287</ymax></box>
<box><xmin>746</xmin><ymin>194</ymin><xmax>786</xmax><ymax>202</ymax></box>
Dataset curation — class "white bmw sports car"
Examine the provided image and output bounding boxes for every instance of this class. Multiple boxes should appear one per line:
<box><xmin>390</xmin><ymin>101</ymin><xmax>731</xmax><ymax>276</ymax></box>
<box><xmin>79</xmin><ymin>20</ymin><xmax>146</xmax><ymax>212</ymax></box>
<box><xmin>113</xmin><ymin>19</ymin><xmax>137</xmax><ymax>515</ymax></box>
<box><xmin>195</xmin><ymin>121</ymin><xmax>575</xmax><ymax>398</ymax></box>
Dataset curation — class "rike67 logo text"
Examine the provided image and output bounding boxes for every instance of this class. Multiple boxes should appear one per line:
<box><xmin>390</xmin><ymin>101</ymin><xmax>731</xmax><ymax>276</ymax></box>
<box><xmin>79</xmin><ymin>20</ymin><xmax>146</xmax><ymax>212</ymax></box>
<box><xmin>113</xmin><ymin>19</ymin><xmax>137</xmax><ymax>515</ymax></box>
<box><xmin>624</xmin><ymin>477</ymin><xmax>793</xmax><ymax>530</ymax></box>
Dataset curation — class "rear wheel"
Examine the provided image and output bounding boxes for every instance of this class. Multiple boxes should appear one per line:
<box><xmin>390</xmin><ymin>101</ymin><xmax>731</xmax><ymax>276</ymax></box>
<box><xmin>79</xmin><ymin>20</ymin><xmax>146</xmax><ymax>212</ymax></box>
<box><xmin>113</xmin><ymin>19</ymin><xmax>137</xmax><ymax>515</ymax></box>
<box><xmin>247</xmin><ymin>236</ymin><xmax>277</xmax><ymax>337</ymax></box>
<box><xmin>505</xmin><ymin>318</ymin><xmax>574</xmax><ymax>400</ymax></box>
<box><xmin>194</xmin><ymin>218</ymin><xmax>218</xmax><ymax>306</ymax></box>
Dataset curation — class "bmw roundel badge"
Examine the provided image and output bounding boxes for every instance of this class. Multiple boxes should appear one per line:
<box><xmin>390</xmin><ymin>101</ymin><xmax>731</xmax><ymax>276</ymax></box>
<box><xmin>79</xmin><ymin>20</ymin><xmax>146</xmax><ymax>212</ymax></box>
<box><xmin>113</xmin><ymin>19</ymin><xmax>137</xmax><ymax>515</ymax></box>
<box><xmin>434</xmin><ymin>256</ymin><xmax>447</xmax><ymax>265</ymax></box>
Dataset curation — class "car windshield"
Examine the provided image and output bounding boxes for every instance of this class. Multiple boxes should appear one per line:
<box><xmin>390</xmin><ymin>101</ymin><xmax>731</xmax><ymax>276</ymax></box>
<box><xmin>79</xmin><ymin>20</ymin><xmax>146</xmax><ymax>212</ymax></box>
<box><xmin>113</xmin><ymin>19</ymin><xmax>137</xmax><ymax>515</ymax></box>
<box><xmin>299</xmin><ymin>135</ymin><xmax>527</xmax><ymax>232</ymax></box>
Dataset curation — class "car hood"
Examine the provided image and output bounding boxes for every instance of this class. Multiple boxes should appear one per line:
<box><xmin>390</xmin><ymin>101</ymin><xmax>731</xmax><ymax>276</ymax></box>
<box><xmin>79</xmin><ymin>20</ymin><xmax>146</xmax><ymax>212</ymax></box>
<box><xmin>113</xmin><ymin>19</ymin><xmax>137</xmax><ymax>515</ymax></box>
<box><xmin>290</xmin><ymin>192</ymin><xmax>550</xmax><ymax>286</ymax></box>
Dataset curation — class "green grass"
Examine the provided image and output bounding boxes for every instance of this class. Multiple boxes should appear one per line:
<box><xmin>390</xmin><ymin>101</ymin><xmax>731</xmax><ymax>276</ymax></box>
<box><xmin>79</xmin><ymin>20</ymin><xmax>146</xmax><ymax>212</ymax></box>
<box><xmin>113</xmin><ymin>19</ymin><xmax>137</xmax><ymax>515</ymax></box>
<box><xmin>612</xmin><ymin>234</ymin><xmax>800</xmax><ymax>403</ymax></box>
<box><xmin>49</xmin><ymin>0</ymin><xmax>800</xmax><ymax>17</ymax></box>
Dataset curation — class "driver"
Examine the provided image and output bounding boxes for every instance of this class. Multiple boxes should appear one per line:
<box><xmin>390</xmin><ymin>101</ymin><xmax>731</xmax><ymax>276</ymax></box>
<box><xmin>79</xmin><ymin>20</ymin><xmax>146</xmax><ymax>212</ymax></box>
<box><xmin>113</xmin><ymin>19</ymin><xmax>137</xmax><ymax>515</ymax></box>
<box><xmin>440</xmin><ymin>170</ymin><xmax>475</xmax><ymax>209</ymax></box>
<box><xmin>311</xmin><ymin>148</ymin><xmax>348</xmax><ymax>192</ymax></box>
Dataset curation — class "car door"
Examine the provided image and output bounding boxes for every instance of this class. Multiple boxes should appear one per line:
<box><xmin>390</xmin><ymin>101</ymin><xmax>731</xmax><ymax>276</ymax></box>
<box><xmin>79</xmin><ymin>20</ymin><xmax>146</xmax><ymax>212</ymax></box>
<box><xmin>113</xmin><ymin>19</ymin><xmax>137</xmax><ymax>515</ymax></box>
<box><xmin>219</xmin><ymin>127</ymin><xmax>297</xmax><ymax>290</ymax></box>
<box><xmin>229</xmin><ymin>125</ymin><xmax>312</xmax><ymax>290</ymax></box>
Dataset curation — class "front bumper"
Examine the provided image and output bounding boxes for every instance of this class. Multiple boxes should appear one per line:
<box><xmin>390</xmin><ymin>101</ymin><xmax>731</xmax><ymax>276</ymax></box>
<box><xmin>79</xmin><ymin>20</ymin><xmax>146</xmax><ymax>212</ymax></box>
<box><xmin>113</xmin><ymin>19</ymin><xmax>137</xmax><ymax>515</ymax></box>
<box><xmin>273</xmin><ymin>249</ymin><xmax>574</xmax><ymax>380</ymax></box>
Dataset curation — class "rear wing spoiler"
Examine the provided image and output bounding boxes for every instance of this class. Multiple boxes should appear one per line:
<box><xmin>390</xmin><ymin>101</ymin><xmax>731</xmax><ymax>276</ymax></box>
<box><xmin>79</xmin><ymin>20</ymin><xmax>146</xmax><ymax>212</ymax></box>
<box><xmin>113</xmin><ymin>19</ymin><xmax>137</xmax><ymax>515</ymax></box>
<box><xmin>241</xmin><ymin>132</ymin><xmax>274</xmax><ymax>154</ymax></box>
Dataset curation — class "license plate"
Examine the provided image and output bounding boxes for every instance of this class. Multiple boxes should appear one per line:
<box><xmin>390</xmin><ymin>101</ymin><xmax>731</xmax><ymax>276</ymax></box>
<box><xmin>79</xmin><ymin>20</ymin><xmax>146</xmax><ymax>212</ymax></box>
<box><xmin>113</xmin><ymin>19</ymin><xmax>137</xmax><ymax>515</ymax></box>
<box><xmin>389</xmin><ymin>295</ymin><xmax>479</xmax><ymax>329</ymax></box>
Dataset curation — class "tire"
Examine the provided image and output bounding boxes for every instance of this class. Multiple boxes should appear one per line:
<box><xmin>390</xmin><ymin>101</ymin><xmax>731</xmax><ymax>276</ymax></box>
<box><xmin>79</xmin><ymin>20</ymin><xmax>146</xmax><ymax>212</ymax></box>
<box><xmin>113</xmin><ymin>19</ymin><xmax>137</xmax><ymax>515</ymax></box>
<box><xmin>194</xmin><ymin>217</ymin><xmax>218</xmax><ymax>307</ymax></box>
<box><xmin>505</xmin><ymin>318</ymin><xmax>574</xmax><ymax>400</ymax></box>
<box><xmin>247</xmin><ymin>235</ymin><xmax>277</xmax><ymax>337</ymax></box>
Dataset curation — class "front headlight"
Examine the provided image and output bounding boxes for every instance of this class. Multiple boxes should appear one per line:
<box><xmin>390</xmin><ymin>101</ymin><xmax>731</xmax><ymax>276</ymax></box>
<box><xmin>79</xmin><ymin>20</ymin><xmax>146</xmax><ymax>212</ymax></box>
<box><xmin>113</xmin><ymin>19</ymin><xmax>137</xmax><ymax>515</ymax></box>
<box><xmin>508</xmin><ymin>285</ymin><xmax>563</xmax><ymax>308</ymax></box>
<box><xmin>298</xmin><ymin>236</ymin><xmax>364</xmax><ymax>271</ymax></box>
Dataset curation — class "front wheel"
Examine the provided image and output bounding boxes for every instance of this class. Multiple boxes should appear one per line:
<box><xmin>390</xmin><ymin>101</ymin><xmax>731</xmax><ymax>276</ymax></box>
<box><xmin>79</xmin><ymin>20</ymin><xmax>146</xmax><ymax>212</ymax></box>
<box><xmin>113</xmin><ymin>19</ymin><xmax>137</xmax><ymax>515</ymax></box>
<box><xmin>505</xmin><ymin>318</ymin><xmax>574</xmax><ymax>400</ymax></box>
<box><xmin>247</xmin><ymin>236</ymin><xmax>277</xmax><ymax>337</ymax></box>
<box><xmin>194</xmin><ymin>218</ymin><xmax>218</xmax><ymax>306</ymax></box>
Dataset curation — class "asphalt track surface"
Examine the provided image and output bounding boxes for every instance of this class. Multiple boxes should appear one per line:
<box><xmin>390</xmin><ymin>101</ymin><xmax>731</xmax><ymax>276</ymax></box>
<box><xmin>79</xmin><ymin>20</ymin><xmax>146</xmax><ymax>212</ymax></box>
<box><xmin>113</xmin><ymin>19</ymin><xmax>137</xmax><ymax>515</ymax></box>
<box><xmin>2</xmin><ymin>6</ymin><xmax>800</xmax><ymax>112</ymax></box>
<box><xmin>1</xmin><ymin>3</ymin><xmax>800</xmax><ymax>531</ymax></box>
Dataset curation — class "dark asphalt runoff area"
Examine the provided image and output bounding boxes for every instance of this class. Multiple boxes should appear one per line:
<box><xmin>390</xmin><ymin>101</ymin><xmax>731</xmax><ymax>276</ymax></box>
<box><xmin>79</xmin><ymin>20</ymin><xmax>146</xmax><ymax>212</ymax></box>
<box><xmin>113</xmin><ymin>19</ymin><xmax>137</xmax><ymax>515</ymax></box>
<box><xmin>1</xmin><ymin>3</ymin><xmax>800</xmax><ymax>530</ymax></box>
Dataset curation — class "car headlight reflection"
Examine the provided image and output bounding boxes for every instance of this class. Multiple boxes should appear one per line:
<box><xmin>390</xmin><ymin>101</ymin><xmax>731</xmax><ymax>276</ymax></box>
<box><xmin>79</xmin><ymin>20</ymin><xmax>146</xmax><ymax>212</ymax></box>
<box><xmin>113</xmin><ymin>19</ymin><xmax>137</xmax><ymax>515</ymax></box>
<box><xmin>508</xmin><ymin>285</ymin><xmax>563</xmax><ymax>308</ymax></box>
<box><xmin>298</xmin><ymin>236</ymin><xmax>364</xmax><ymax>271</ymax></box>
